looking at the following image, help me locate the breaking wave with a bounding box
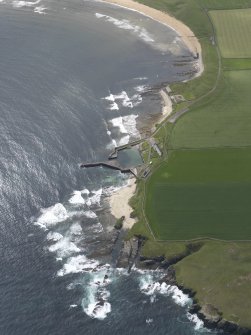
[139,273,192,307]
[34,5,47,14]
[186,312,205,331]
[95,12,154,43]
[107,114,139,147]
[12,0,41,8]
[103,90,142,111]
[35,203,69,230]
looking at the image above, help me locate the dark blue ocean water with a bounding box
[0,1,226,334]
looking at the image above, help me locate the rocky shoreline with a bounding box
[115,235,251,335]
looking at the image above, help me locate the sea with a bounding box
[0,0,227,334]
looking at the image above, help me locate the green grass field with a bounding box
[175,241,251,328]
[201,0,251,9]
[145,149,251,240]
[170,70,251,149]
[211,9,251,58]
[222,58,251,70]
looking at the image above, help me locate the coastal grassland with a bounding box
[140,240,187,259]
[170,70,251,149]
[174,241,251,328]
[200,0,251,9]
[145,149,251,240]
[210,9,251,58]
[222,58,251,71]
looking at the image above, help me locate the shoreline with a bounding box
[109,178,136,229]
[102,0,203,58]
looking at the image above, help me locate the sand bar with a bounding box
[109,178,136,229]
[102,0,202,56]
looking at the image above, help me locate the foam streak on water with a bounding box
[103,90,142,111]
[95,12,154,43]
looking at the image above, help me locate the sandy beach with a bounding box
[160,89,172,118]
[102,0,202,56]
[109,178,136,229]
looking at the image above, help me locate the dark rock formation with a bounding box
[137,242,203,270]
[116,236,145,271]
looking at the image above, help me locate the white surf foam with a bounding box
[95,12,105,19]
[110,114,139,136]
[86,188,102,207]
[146,318,153,324]
[69,304,78,309]
[134,85,148,93]
[114,91,133,108]
[110,102,119,111]
[103,184,125,196]
[111,138,117,147]
[173,36,181,44]
[109,114,139,146]
[69,191,85,205]
[95,13,154,43]
[57,255,103,276]
[83,299,111,320]
[69,222,82,236]
[134,77,148,81]
[103,93,119,110]
[186,312,204,331]
[110,116,127,134]
[12,0,40,8]
[81,188,90,195]
[168,285,192,306]
[118,135,130,146]
[81,269,112,320]
[91,222,103,234]
[35,203,68,229]
[46,231,63,242]
[106,138,118,149]
[122,114,139,137]
[139,274,192,307]
[104,93,115,102]
[49,236,80,258]
[34,5,46,14]
[103,90,142,111]
[83,210,97,219]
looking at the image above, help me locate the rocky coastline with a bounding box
[115,235,251,335]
